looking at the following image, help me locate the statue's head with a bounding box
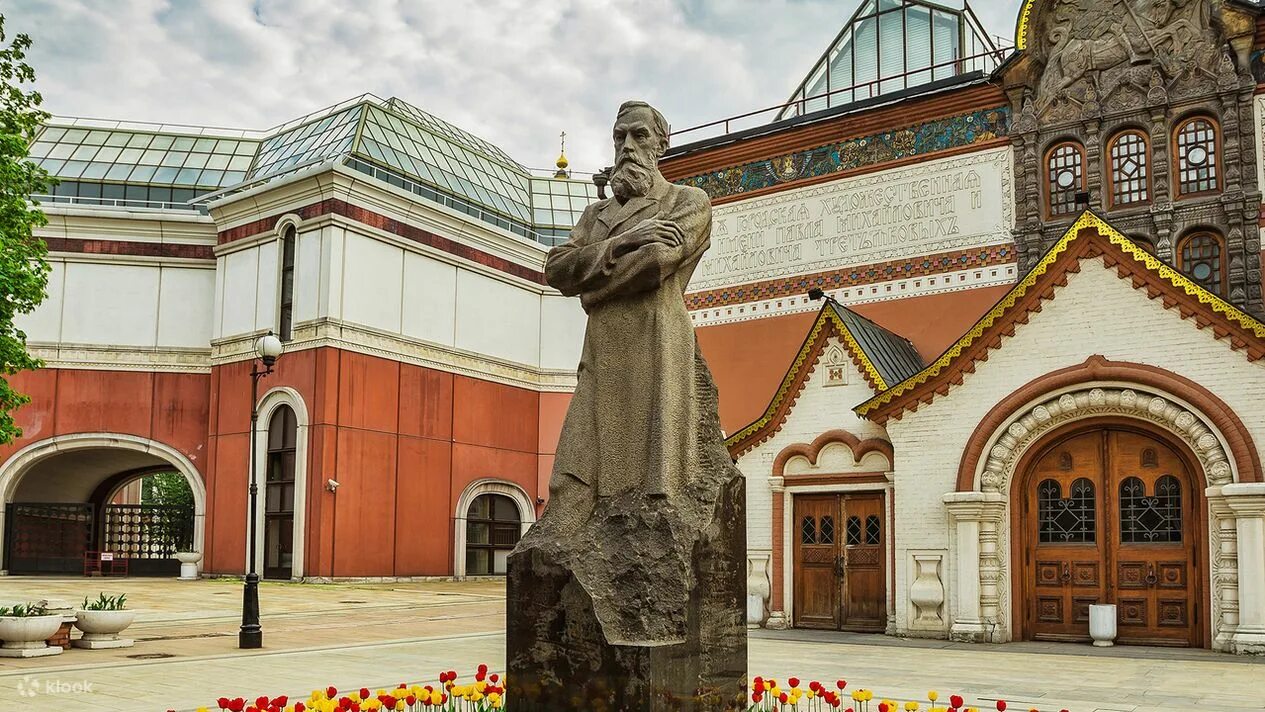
[611,101,668,201]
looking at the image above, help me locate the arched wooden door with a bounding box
[1018,426,1201,647]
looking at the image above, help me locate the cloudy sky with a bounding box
[8,0,1024,174]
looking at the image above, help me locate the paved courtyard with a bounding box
[0,577,1260,711]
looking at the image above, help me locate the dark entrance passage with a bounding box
[5,502,192,576]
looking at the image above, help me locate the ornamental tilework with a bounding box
[676,107,1010,201]
[685,243,1016,312]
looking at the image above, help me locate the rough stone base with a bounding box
[0,644,62,658]
[507,477,747,712]
[72,636,134,650]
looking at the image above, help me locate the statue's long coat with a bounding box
[545,178,712,498]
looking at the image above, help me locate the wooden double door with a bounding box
[1020,427,1201,646]
[793,493,886,631]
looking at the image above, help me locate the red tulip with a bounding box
[359,688,370,700]
[810,681,822,692]
[837,679,847,690]
[880,703,889,712]
[950,695,964,709]
[997,702,1007,712]
[228,699,245,712]
[326,687,338,699]
[789,677,800,688]
[490,673,500,683]
[294,705,305,712]
[752,691,763,703]
[780,693,790,704]
[217,698,231,710]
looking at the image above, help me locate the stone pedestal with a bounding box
[507,474,747,711]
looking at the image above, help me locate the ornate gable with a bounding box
[856,211,1265,424]
[725,304,921,458]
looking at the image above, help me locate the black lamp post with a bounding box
[240,331,283,649]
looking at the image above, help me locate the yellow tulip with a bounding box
[929,691,939,702]
[906,702,921,711]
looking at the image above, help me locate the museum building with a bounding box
[656,0,1265,654]
[3,0,1265,655]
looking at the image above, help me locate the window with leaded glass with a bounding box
[819,515,835,545]
[1178,232,1225,295]
[846,516,863,546]
[1109,131,1149,206]
[1175,118,1218,196]
[865,515,881,545]
[1120,476,1182,543]
[1046,142,1084,217]
[278,225,296,342]
[1038,478,1096,544]
[801,516,817,545]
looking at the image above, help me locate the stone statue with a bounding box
[506,101,747,711]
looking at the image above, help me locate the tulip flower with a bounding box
[997,702,1007,712]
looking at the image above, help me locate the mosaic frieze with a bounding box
[676,107,1010,201]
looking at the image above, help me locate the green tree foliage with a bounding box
[0,15,51,445]
[141,472,195,510]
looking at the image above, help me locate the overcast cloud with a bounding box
[8,0,1024,174]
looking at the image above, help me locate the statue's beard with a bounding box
[611,157,655,202]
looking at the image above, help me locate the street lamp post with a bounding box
[240,331,283,650]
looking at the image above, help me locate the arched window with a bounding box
[1108,131,1149,207]
[278,225,296,342]
[1120,476,1182,543]
[1177,232,1226,296]
[264,405,297,580]
[1038,478,1096,544]
[1174,118,1219,196]
[1046,142,1085,218]
[465,493,521,575]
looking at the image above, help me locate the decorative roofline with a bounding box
[855,212,1265,423]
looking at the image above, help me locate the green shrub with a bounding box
[0,602,48,617]
[81,593,127,611]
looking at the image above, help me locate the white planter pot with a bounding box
[1089,604,1117,647]
[0,614,64,657]
[175,551,203,580]
[73,609,136,649]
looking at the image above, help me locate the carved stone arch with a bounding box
[957,356,1260,492]
[273,213,303,239]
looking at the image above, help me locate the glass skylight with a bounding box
[29,125,257,189]
[777,0,1001,120]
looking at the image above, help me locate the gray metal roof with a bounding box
[830,302,924,388]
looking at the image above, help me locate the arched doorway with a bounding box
[0,433,207,576]
[464,493,521,576]
[263,405,297,580]
[452,479,536,578]
[1015,422,1203,646]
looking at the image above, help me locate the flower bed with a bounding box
[187,666,1071,712]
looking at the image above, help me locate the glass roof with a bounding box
[249,105,362,178]
[28,125,257,189]
[777,0,1001,121]
[31,94,601,245]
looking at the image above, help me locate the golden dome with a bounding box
[554,151,569,178]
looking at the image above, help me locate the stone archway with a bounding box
[944,367,1262,651]
[249,387,310,580]
[453,479,536,578]
[0,433,207,575]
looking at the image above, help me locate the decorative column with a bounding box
[943,492,1005,643]
[765,477,789,629]
[1207,489,1239,652]
[1224,483,1265,654]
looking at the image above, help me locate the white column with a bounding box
[1224,483,1265,654]
[944,492,1005,643]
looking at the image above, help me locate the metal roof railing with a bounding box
[668,47,1010,145]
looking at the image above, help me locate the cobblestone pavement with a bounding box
[0,577,1259,711]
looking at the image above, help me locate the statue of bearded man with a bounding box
[542,100,713,533]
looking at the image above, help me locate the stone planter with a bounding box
[0,615,65,657]
[73,610,136,649]
[175,551,203,581]
[1089,604,1117,647]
